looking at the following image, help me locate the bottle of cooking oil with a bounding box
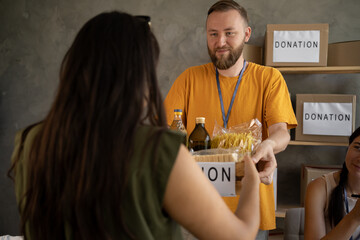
[170,109,187,146]
[188,117,211,152]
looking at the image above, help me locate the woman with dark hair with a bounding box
[9,11,260,240]
[305,127,360,239]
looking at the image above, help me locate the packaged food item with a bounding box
[211,118,262,155]
[170,109,187,146]
[192,148,244,177]
[192,119,262,179]
[188,117,211,152]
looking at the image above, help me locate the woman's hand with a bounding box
[349,198,360,225]
[242,154,260,187]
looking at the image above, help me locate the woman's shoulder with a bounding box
[134,126,186,174]
[308,175,327,192]
[306,171,340,201]
[12,123,43,157]
[321,171,341,188]
[137,125,185,150]
[330,170,341,185]
[305,176,328,210]
[307,174,330,201]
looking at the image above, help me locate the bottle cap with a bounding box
[195,117,205,124]
[174,109,183,115]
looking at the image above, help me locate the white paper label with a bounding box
[273,30,320,62]
[197,162,236,196]
[303,102,352,136]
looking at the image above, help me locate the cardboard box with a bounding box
[300,164,342,206]
[328,40,360,66]
[295,94,356,143]
[265,24,329,67]
[193,153,277,208]
[243,44,263,64]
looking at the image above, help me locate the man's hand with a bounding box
[251,139,277,185]
[251,122,290,185]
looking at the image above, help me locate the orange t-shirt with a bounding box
[164,62,297,230]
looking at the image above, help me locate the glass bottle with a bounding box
[188,117,211,152]
[170,109,187,146]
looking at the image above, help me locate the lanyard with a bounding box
[344,188,354,240]
[216,60,247,128]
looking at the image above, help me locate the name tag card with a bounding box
[197,162,236,197]
[303,102,352,136]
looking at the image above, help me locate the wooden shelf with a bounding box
[276,66,360,74]
[289,140,348,146]
[275,204,301,218]
[275,209,286,218]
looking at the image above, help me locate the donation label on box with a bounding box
[273,30,320,63]
[197,162,236,197]
[303,102,353,136]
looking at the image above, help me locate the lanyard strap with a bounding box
[344,188,354,240]
[216,60,247,128]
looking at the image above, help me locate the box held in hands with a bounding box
[265,24,329,67]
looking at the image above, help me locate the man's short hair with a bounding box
[207,0,249,26]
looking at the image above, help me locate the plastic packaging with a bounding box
[211,118,262,155]
[191,119,262,178]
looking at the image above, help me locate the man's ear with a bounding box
[245,26,251,43]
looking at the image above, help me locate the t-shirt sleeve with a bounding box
[264,68,298,129]
[164,70,189,128]
[11,124,42,208]
[11,129,27,206]
[155,130,186,205]
[11,130,23,165]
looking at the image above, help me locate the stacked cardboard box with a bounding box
[295,94,356,143]
[265,24,329,67]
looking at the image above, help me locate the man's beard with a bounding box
[208,41,244,70]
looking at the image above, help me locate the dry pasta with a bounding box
[211,132,256,154]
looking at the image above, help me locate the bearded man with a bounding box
[164,1,297,239]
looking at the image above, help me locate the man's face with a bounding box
[206,9,250,70]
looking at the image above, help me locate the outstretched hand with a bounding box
[251,139,277,185]
[242,155,260,187]
[350,198,360,222]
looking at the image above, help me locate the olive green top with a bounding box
[11,124,185,239]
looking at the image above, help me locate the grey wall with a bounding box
[1,0,360,235]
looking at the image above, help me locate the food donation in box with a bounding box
[192,119,262,195]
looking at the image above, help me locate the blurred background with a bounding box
[1,0,360,234]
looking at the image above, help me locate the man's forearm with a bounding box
[267,122,290,154]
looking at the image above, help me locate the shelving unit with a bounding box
[279,65,360,146]
[277,66,360,74]
[274,65,360,219]
[275,204,300,218]
[289,140,347,147]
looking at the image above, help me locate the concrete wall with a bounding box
[1,0,360,234]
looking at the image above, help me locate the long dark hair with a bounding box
[8,11,166,239]
[328,126,360,227]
